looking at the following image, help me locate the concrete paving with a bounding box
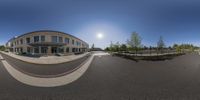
[0,51,90,64]
[0,52,200,99]
[0,52,109,87]
[1,53,90,76]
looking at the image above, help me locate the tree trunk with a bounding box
[135,47,137,56]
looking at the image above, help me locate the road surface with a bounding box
[0,52,200,100]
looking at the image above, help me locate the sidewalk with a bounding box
[1,52,108,87]
[0,51,90,64]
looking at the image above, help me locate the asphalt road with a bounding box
[1,53,200,100]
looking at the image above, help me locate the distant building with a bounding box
[6,30,89,56]
[90,48,103,51]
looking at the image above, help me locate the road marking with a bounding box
[1,53,109,87]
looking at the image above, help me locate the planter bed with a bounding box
[113,52,185,61]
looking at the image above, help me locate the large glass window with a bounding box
[26,38,30,44]
[20,39,23,44]
[20,48,23,53]
[72,48,76,52]
[76,41,78,46]
[41,36,45,42]
[76,41,81,46]
[34,36,39,43]
[65,38,69,44]
[51,47,58,53]
[27,47,31,53]
[41,47,48,53]
[59,37,63,43]
[52,36,58,43]
[66,47,69,52]
[34,47,39,53]
[59,47,64,53]
[72,39,75,45]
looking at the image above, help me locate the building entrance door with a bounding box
[41,46,48,54]
[51,47,58,54]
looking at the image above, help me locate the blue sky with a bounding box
[0,0,200,48]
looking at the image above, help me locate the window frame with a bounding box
[65,38,70,44]
[51,36,58,43]
[41,35,45,42]
[34,36,40,43]
[59,37,63,43]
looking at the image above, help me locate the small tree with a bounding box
[110,42,120,52]
[149,46,152,55]
[176,45,182,53]
[173,44,178,49]
[120,44,127,52]
[109,41,114,52]
[105,47,110,51]
[127,32,142,55]
[157,36,165,54]
[0,45,5,51]
[115,42,120,52]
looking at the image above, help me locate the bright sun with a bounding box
[97,33,104,39]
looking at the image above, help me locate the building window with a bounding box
[20,39,23,44]
[72,39,75,45]
[34,47,39,53]
[59,37,63,43]
[34,36,40,43]
[27,47,31,53]
[17,40,19,45]
[26,38,30,44]
[66,47,69,52]
[20,48,23,53]
[65,38,69,44]
[52,36,58,43]
[41,47,48,53]
[72,48,75,52]
[16,48,19,52]
[11,43,13,47]
[58,47,64,53]
[41,36,45,42]
[76,41,81,46]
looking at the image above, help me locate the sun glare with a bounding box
[97,33,104,39]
